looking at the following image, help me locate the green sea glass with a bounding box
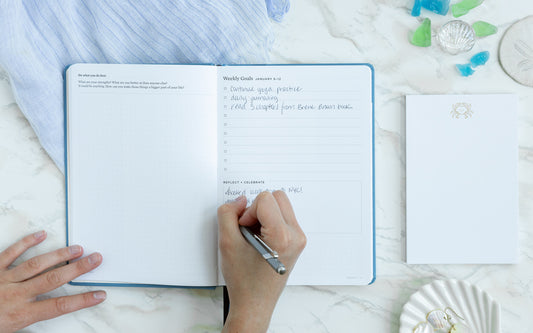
[472,21,497,37]
[410,18,432,47]
[451,0,483,17]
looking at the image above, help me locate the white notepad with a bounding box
[66,63,375,286]
[406,94,518,264]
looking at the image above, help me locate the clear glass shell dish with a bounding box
[437,20,475,54]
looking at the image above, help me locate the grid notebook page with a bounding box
[67,64,219,286]
[217,65,374,285]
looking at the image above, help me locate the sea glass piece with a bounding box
[456,63,475,76]
[422,0,450,15]
[437,20,475,54]
[411,0,422,16]
[470,51,490,67]
[451,0,483,18]
[411,0,450,16]
[410,18,432,47]
[472,21,498,37]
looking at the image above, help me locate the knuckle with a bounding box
[217,204,232,217]
[55,296,71,314]
[45,270,62,286]
[21,234,38,249]
[255,191,273,202]
[6,310,29,328]
[82,292,94,305]
[297,233,307,251]
[276,230,291,253]
[272,190,287,200]
[3,285,25,301]
[61,246,73,258]
[26,257,41,271]
[78,256,94,272]
[3,246,17,260]
[22,235,34,247]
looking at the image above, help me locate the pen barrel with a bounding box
[266,258,286,275]
[240,226,286,275]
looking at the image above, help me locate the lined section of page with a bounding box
[217,65,374,285]
[67,64,218,286]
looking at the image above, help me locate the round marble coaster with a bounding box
[499,15,533,87]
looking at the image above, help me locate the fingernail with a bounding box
[69,245,82,255]
[235,195,246,203]
[93,291,106,300]
[33,230,46,239]
[88,253,101,265]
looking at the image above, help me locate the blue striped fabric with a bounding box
[0,0,287,172]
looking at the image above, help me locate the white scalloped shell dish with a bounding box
[399,280,500,333]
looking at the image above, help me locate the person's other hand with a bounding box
[0,231,106,333]
[218,191,306,333]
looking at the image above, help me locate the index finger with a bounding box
[239,192,285,226]
[0,231,47,270]
[271,190,299,228]
[239,192,287,243]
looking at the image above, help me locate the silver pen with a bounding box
[239,226,286,275]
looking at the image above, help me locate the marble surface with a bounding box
[1,0,533,332]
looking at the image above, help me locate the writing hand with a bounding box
[218,191,306,333]
[0,231,106,333]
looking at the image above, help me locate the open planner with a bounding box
[65,63,375,287]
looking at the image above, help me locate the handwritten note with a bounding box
[221,75,357,116]
[217,65,372,235]
[217,65,374,285]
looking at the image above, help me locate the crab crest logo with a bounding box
[450,103,473,119]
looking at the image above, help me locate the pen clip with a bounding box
[252,233,279,259]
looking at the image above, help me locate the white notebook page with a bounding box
[67,64,218,286]
[217,65,374,285]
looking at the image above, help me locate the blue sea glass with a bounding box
[470,51,490,67]
[456,63,475,76]
[411,0,422,16]
[412,0,450,16]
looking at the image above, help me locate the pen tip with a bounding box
[278,266,286,275]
